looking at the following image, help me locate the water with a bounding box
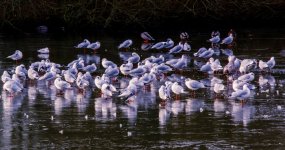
[0,31,285,149]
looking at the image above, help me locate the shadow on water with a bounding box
[0,30,285,149]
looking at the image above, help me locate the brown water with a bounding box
[0,31,285,149]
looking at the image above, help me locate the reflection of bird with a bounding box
[7,50,23,61]
[214,99,225,113]
[231,102,255,126]
[159,107,170,126]
[185,98,204,113]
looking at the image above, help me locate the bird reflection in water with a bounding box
[185,98,204,115]
[95,97,116,122]
[120,95,138,125]
[230,101,255,126]
[1,91,26,148]
[159,100,171,126]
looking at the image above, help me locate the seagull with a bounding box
[118,39,133,49]
[210,58,223,72]
[198,48,214,59]
[238,72,255,82]
[239,59,257,74]
[179,42,191,51]
[37,47,49,53]
[120,61,133,76]
[28,67,39,80]
[94,75,110,89]
[102,58,117,69]
[164,38,174,48]
[75,39,90,48]
[127,52,140,64]
[232,79,255,91]
[1,71,11,83]
[3,79,23,95]
[101,83,117,98]
[104,66,119,78]
[7,50,23,61]
[154,63,172,74]
[221,33,233,45]
[119,83,137,98]
[223,55,237,74]
[230,84,251,101]
[172,55,188,70]
[171,82,187,99]
[213,83,225,94]
[185,78,205,91]
[129,66,147,77]
[76,72,90,91]
[38,70,57,83]
[221,49,233,56]
[194,47,207,57]
[159,85,171,100]
[83,63,97,73]
[151,42,166,50]
[54,78,71,92]
[267,57,275,71]
[15,64,27,78]
[62,70,76,84]
[259,60,269,71]
[141,32,155,42]
[168,45,183,54]
[208,35,220,44]
[148,55,165,64]
[87,41,101,50]
[200,62,213,74]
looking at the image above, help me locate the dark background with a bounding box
[0,0,284,33]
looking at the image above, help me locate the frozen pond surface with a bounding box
[0,31,285,149]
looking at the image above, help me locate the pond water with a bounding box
[0,30,285,149]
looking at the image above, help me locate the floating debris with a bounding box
[59,130,63,134]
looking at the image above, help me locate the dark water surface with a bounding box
[0,31,285,149]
